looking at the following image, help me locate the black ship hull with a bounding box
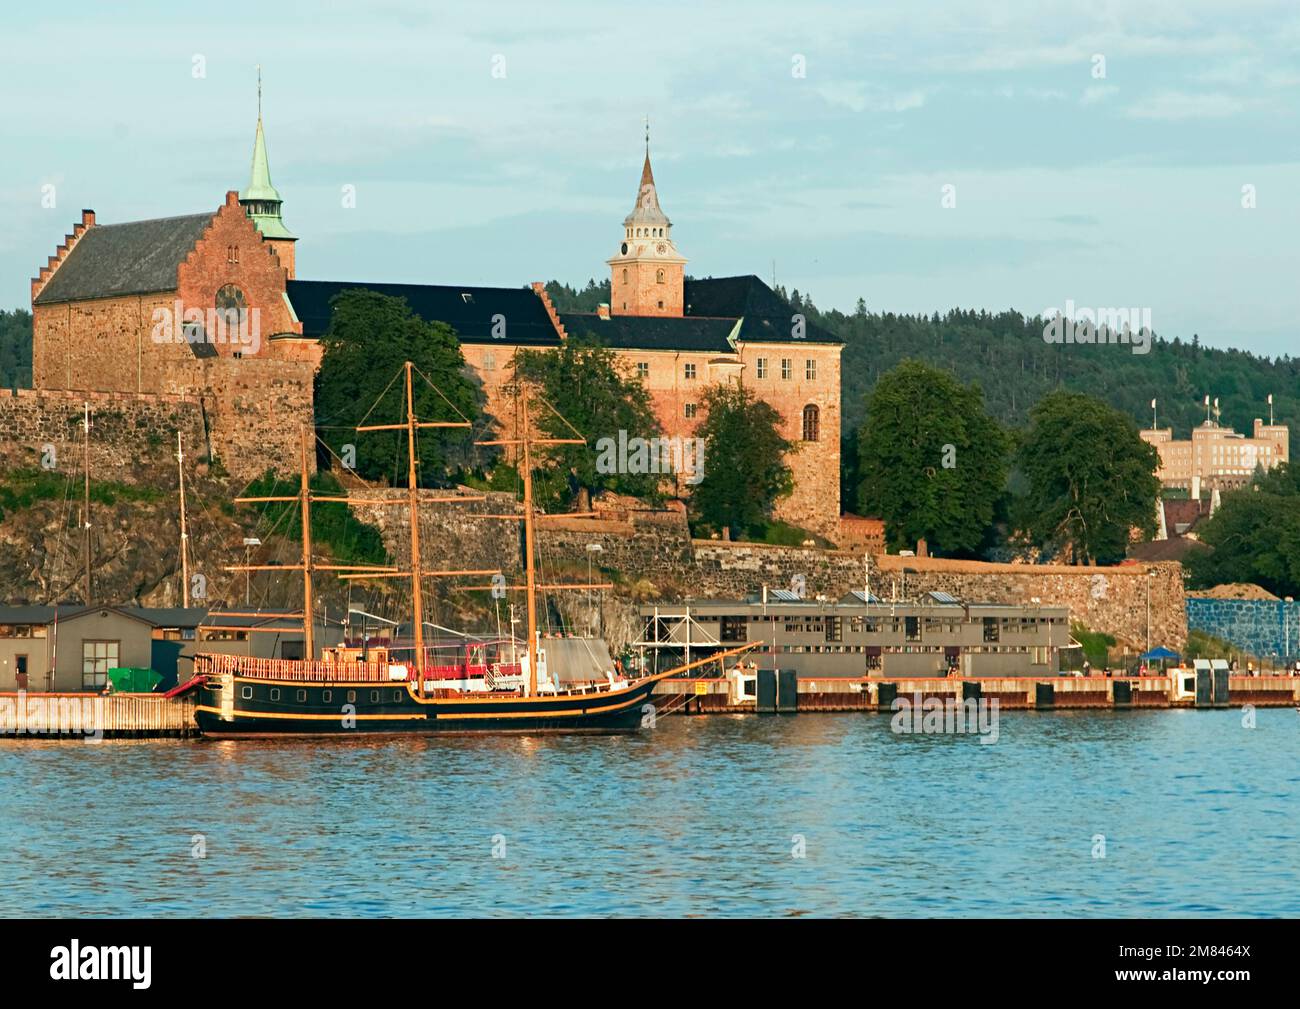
[194,673,662,738]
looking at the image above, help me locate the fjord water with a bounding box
[2,709,1296,917]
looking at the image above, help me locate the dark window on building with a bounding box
[825,616,842,642]
[802,404,820,442]
[983,617,1000,642]
[905,616,921,642]
[720,616,747,642]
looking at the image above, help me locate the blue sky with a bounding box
[2,0,1298,356]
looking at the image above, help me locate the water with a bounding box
[2,709,1297,917]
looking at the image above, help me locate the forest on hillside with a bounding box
[0,309,32,389]
[546,279,1300,445]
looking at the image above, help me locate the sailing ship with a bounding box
[189,362,755,736]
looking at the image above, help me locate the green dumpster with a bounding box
[107,667,163,694]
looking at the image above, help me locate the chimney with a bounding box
[81,209,95,227]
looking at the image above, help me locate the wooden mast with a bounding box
[178,431,190,608]
[521,393,539,695]
[299,426,315,660]
[82,401,91,604]
[404,362,426,693]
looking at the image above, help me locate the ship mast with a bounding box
[178,431,190,608]
[299,426,315,659]
[520,397,539,695]
[404,362,426,691]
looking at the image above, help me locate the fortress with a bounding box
[26,98,843,536]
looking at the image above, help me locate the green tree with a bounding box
[1185,462,1300,596]
[1015,390,1160,564]
[314,289,480,486]
[856,360,1009,555]
[691,382,793,537]
[514,333,660,509]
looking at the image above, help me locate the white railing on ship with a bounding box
[195,654,394,682]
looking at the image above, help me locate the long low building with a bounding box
[0,606,343,692]
[637,591,1074,678]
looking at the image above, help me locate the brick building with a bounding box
[1140,410,1289,493]
[30,106,843,535]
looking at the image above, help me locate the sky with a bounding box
[2,0,1298,357]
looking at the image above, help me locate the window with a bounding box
[370,690,380,703]
[756,357,768,379]
[806,359,817,381]
[983,618,1000,643]
[322,690,332,703]
[802,404,820,442]
[270,688,281,701]
[656,269,665,284]
[226,245,240,264]
[394,690,404,702]
[720,616,747,642]
[483,351,496,371]
[684,403,697,419]
[636,362,649,379]
[825,617,842,643]
[241,686,253,699]
[81,640,118,689]
[622,269,628,284]
[904,617,921,642]
[346,690,356,704]
[781,358,792,380]
[296,689,307,703]
[684,363,696,380]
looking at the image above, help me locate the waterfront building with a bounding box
[638,592,1072,678]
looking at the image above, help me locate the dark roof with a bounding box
[0,604,156,626]
[1162,498,1209,534]
[560,313,741,352]
[35,213,213,305]
[685,275,841,344]
[1127,537,1211,563]
[287,280,562,345]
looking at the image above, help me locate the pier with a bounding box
[2,673,1296,739]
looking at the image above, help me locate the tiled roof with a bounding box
[287,280,562,345]
[34,214,213,305]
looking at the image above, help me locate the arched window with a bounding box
[802,404,820,442]
[656,268,665,284]
[622,268,628,284]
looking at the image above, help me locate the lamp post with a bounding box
[1146,569,1157,656]
[586,542,604,637]
[242,537,261,605]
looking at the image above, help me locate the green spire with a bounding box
[239,67,295,241]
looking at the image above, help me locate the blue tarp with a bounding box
[1139,646,1180,661]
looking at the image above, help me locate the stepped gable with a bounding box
[33,212,214,305]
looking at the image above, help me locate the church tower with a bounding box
[239,70,297,278]
[608,129,686,317]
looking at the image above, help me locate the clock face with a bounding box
[657,242,667,254]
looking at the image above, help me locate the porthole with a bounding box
[270,688,281,701]
[322,690,332,703]
[241,686,252,700]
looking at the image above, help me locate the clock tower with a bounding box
[608,135,686,317]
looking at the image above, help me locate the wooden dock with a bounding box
[0,692,198,738]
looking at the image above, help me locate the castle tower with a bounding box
[239,70,297,278]
[607,129,686,317]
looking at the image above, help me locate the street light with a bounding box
[586,542,604,637]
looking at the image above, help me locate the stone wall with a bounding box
[1187,596,1300,661]
[0,387,207,477]
[350,497,1188,650]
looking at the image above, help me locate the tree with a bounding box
[1185,462,1300,597]
[514,333,660,510]
[856,360,1009,555]
[1015,390,1160,564]
[314,289,480,486]
[691,382,793,537]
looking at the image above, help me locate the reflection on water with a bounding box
[2,709,1297,917]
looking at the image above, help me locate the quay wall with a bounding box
[1187,597,1300,663]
